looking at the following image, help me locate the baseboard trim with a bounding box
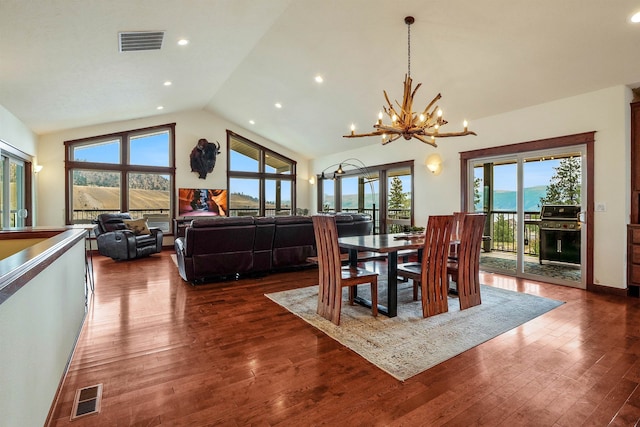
[588,283,628,297]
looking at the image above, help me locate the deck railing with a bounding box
[489,210,540,255]
[72,209,171,223]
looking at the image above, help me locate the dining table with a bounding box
[338,233,427,318]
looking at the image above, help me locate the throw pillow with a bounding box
[123,219,151,235]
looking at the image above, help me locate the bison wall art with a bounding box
[190,138,221,179]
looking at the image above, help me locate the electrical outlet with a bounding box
[595,202,606,212]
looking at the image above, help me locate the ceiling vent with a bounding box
[119,31,164,52]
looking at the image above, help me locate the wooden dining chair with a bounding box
[448,213,486,310]
[448,211,465,261]
[312,215,379,325]
[397,215,454,318]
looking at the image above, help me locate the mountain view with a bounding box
[488,186,548,212]
[229,193,291,209]
[72,171,170,210]
[325,187,547,212]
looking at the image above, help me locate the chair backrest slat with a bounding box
[312,215,344,322]
[419,215,454,317]
[456,214,486,309]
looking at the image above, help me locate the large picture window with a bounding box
[317,160,413,234]
[227,130,296,216]
[64,124,175,225]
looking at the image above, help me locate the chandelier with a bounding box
[343,16,476,147]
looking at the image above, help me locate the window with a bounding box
[317,160,413,234]
[65,124,175,225]
[0,143,32,228]
[227,131,296,216]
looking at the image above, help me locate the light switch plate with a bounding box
[595,202,606,212]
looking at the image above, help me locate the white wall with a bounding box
[36,109,311,227]
[310,85,632,290]
[0,104,37,155]
[0,238,86,427]
[0,104,39,224]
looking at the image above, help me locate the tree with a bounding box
[493,213,515,250]
[540,157,581,205]
[473,177,482,211]
[388,176,408,210]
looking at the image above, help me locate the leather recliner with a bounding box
[94,213,163,261]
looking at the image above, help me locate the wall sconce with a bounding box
[308,176,316,185]
[34,164,43,174]
[425,154,442,175]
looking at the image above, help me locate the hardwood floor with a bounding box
[48,251,640,426]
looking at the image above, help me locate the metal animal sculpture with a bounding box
[190,139,221,179]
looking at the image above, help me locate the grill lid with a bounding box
[541,204,581,220]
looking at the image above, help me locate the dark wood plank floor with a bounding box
[48,251,640,426]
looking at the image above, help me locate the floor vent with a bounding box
[119,31,164,52]
[70,384,102,420]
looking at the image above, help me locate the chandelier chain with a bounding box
[407,20,411,78]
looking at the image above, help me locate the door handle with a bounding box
[577,211,586,224]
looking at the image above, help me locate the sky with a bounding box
[76,135,565,200]
[478,159,561,191]
[73,132,170,167]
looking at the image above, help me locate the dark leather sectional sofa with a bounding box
[174,213,372,284]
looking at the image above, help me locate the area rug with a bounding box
[265,283,563,381]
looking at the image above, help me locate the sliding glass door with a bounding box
[469,147,585,287]
[473,158,518,276]
[0,154,27,228]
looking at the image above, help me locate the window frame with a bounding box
[64,123,176,225]
[317,160,414,234]
[226,130,296,216]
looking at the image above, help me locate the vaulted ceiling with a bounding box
[1,0,639,158]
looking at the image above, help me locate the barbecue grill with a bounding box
[539,204,581,265]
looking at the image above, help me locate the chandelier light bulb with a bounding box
[463,120,468,131]
[350,123,355,135]
[437,109,443,117]
[392,114,398,122]
[419,114,425,122]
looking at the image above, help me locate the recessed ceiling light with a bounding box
[177,39,189,46]
[157,106,164,110]
[249,120,255,125]
[163,81,172,86]
[632,12,640,23]
[315,75,324,83]
[274,103,282,109]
